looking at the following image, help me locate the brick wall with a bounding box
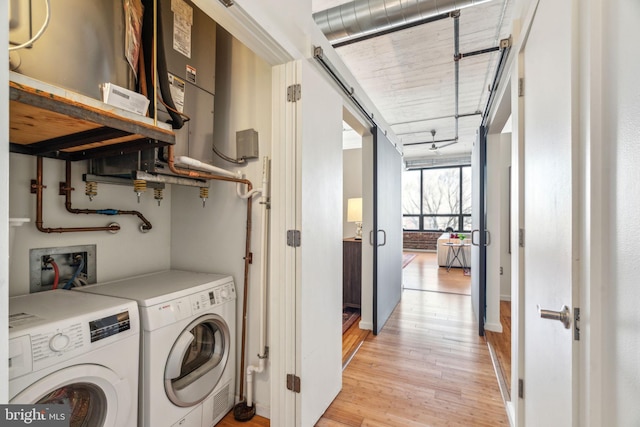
[403,231,443,251]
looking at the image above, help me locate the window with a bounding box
[402,165,471,232]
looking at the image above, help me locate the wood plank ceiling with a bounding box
[312,0,513,164]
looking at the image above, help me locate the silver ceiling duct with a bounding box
[313,0,494,44]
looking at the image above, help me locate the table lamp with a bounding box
[347,197,363,240]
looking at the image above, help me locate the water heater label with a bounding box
[168,74,186,113]
[172,0,193,58]
[186,65,197,84]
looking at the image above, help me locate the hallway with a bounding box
[316,253,508,426]
[220,252,508,426]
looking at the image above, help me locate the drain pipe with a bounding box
[454,11,460,143]
[244,157,270,414]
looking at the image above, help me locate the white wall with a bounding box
[170,27,273,417]
[8,155,172,296]
[343,148,362,238]
[601,0,640,424]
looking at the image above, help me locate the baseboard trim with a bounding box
[500,294,512,301]
[485,321,503,333]
[358,320,373,331]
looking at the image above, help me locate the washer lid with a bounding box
[164,314,230,407]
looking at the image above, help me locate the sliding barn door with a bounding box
[372,127,403,335]
[471,127,488,335]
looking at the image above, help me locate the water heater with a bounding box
[9,0,133,100]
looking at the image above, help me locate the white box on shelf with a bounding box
[101,83,150,116]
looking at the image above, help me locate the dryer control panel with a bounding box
[143,280,236,331]
[191,282,236,314]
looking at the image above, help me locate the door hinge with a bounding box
[287,230,301,247]
[287,84,301,102]
[518,78,524,97]
[519,228,525,247]
[574,307,581,341]
[518,378,524,399]
[286,374,301,393]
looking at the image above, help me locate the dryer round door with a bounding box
[164,313,230,407]
[11,364,131,427]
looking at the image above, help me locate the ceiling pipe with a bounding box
[313,0,495,45]
[391,111,481,127]
[453,11,460,143]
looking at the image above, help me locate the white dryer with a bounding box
[77,270,236,427]
[9,290,140,427]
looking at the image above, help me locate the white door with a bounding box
[522,0,579,424]
[471,129,487,335]
[296,60,343,426]
[272,59,343,426]
[372,126,403,334]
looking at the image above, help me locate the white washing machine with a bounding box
[9,290,140,427]
[77,270,236,427]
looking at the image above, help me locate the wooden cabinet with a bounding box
[343,238,362,309]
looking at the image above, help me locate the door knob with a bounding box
[537,305,571,329]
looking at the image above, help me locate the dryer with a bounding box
[77,270,236,427]
[9,290,140,427]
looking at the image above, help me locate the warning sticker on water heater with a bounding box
[171,0,193,58]
[168,73,185,113]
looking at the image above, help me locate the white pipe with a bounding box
[174,156,236,178]
[236,183,262,199]
[246,157,270,408]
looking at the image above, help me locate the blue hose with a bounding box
[63,256,85,290]
[96,209,119,215]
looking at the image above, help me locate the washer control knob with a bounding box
[220,288,229,301]
[49,333,70,352]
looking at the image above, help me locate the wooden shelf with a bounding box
[9,72,175,161]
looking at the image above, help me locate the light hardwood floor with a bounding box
[219,251,508,426]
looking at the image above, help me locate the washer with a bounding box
[77,270,236,427]
[9,290,140,427]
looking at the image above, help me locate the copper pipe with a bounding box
[167,145,254,401]
[63,161,152,231]
[33,157,121,233]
